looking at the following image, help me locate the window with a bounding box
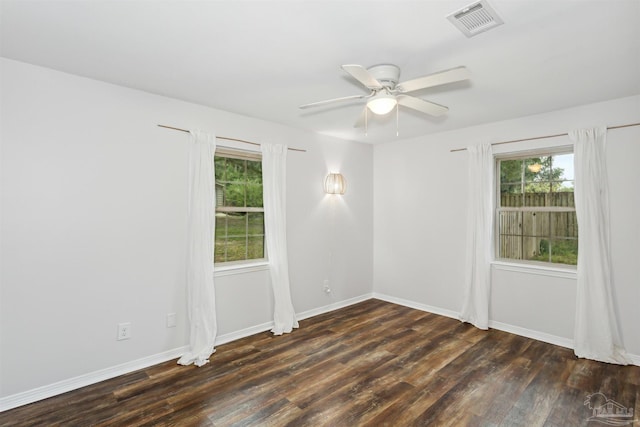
[214,148,265,264]
[496,150,577,266]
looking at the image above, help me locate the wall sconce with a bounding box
[324,173,346,195]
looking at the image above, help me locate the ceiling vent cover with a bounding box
[447,0,504,37]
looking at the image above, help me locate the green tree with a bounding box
[215,157,263,207]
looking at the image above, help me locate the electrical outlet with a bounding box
[167,313,177,328]
[117,322,131,340]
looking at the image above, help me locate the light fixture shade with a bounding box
[324,173,346,195]
[367,94,397,115]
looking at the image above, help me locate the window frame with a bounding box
[494,146,577,269]
[213,147,267,267]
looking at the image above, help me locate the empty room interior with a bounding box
[1,0,639,425]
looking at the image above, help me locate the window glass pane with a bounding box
[498,211,522,260]
[499,235,522,260]
[214,157,226,180]
[500,184,522,207]
[521,212,550,261]
[524,181,550,194]
[214,211,229,263]
[522,211,549,237]
[246,184,263,207]
[496,151,576,266]
[246,160,262,181]
[224,158,246,182]
[550,211,578,238]
[247,212,264,235]
[522,236,546,261]
[224,183,246,207]
[534,239,551,263]
[499,211,521,235]
[215,184,224,208]
[553,180,574,195]
[534,156,552,181]
[214,238,227,263]
[225,212,246,237]
[524,157,548,182]
[215,213,228,237]
[214,153,264,264]
[225,236,248,262]
[549,239,578,265]
[500,159,523,185]
[247,236,264,260]
[523,188,549,207]
[549,191,574,207]
[553,153,574,180]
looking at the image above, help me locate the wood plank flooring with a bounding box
[2,299,638,426]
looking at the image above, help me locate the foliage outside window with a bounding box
[497,150,577,266]
[214,148,265,264]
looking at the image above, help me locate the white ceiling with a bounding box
[2,0,639,144]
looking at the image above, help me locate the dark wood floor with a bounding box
[2,299,639,426]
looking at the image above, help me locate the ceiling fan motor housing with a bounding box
[367,64,400,89]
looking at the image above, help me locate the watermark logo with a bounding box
[585,392,636,426]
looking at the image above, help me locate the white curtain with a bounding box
[459,143,494,330]
[261,144,299,335]
[570,127,629,364]
[178,130,218,367]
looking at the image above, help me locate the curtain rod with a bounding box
[158,124,306,152]
[450,122,640,153]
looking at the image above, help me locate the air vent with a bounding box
[447,0,504,37]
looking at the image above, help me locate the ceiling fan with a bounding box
[300,64,471,127]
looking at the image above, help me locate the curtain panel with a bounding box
[261,144,299,335]
[459,143,494,330]
[570,126,629,365]
[178,130,218,367]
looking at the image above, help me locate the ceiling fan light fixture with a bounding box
[367,94,397,115]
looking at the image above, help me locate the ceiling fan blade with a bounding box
[341,64,383,90]
[397,95,449,116]
[396,66,470,93]
[299,94,366,109]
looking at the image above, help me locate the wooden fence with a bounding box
[499,192,577,262]
[500,191,574,207]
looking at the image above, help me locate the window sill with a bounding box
[214,261,270,277]
[491,260,577,280]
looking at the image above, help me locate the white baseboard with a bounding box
[0,346,188,412]
[215,322,275,345]
[215,293,374,344]
[374,291,574,349]
[296,293,374,321]
[0,293,374,413]
[488,320,574,349]
[372,292,460,319]
[4,292,636,412]
[373,292,640,367]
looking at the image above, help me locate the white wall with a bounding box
[0,58,373,401]
[374,95,640,358]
